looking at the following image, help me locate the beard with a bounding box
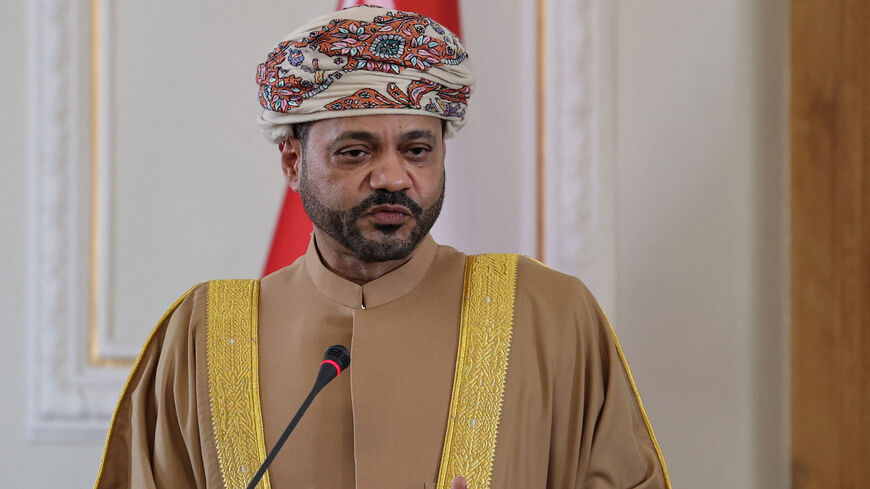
[299,170,444,262]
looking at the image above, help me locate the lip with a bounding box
[366,204,411,216]
[366,204,412,226]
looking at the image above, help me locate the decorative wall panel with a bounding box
[27,0,127,441]
[26,0,291,441]
[542,0,617,314]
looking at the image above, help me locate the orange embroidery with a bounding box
[295,10,467,73]
[256,8,471,116]
[324,79,469,118]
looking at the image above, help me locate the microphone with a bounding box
[245,345,351,489]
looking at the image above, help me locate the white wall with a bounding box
[614,1,790,488]
[1,0,789,487]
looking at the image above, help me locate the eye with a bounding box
[405,145,431,158]
[337,147,369,160]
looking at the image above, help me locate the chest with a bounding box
[255,282,464,489]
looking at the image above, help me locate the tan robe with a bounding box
[94,235,669,489]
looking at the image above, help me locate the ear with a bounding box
[279,138,304,192]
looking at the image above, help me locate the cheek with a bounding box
[306,168,368,208]
[302,156,338,195]
[413,167,445,203]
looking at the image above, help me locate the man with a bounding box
[94,6,670,489]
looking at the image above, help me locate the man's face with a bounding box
[286,114,446,262]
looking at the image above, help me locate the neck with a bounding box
[312,229,417,284]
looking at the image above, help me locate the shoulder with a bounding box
[509,255,612,353]
[113,282,212,405]
[434,242,467,260]
[514,255,598,312]
[260,255,307,294]
[149,281,210,360]
[156,278,260,354]
[457,252,596,312]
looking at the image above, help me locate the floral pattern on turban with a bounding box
[256,5,475,142]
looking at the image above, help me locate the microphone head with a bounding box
[323,345,351,372]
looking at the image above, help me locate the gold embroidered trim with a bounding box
[206,280,272,489]
[93,284,200,489]
[604,313,672,489]
[437,254,518,489]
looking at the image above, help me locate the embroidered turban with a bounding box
[256,5,475,142]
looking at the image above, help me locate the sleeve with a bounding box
[559,284,671,489]
[93,283,209,489]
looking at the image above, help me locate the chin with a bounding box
[351,233,418,262]
[371,224,404,236]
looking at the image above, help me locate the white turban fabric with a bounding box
[256,5,475,142]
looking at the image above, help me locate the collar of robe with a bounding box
[303,233,439,310]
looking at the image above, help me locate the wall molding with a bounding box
[27,0,128,442]
[542,0,617,315]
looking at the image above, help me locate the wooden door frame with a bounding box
[790,0,870,487]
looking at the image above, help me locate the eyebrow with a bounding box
[401,129,436,142]
[332,129,437,144]
[334,131,378,143]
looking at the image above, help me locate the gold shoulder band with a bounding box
[206,279,272,489]
[437,254,519,489]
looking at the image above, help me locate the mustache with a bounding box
[350,190,423,218]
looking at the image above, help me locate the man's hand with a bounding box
[451,476,467,489]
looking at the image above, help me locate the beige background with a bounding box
[1,0,789,487]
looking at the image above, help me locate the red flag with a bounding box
[337,0,462,35]
[262,0,462,275]
[262,188,313,275]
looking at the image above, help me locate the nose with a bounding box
[369,151,412,192]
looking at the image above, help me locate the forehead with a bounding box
[308,114,443,141]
